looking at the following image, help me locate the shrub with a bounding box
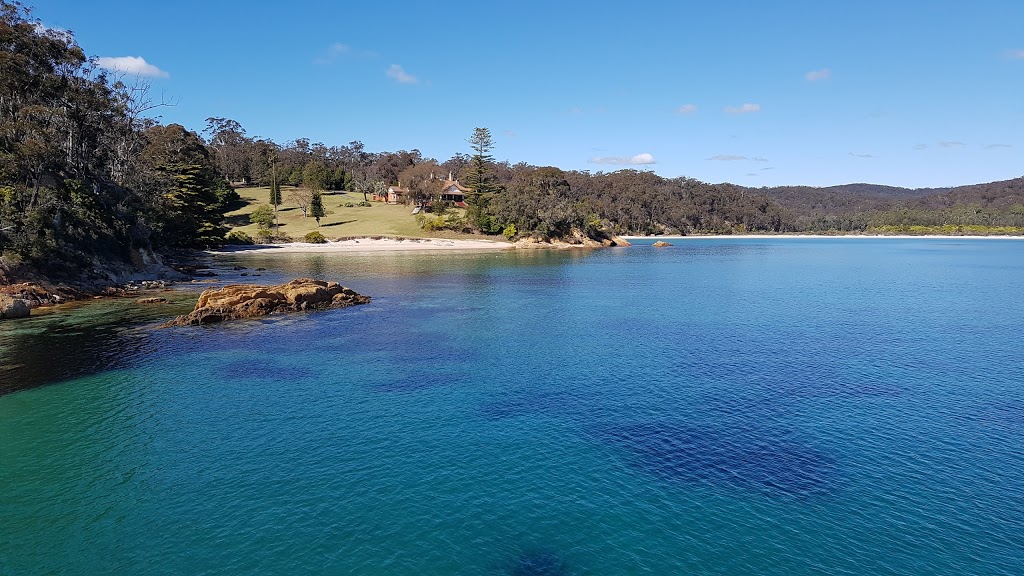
[344,202,355,208]
[475,213,502,234]
[249,205,274,230]
[304,231,327,244]
[503,223,517,240]
[444,213,466,232]
[357,201,372,207]
[416,213,467,232]
[224,230,254,245]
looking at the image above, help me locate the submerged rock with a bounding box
[0,295,31,319]
[136,297,168,304]
[162,278,369,327]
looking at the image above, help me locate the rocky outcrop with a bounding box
[513,228,631,249]
[0,294,31,319]
[652,240,673,247]
[0,282,84,307]
[162,278,370,327]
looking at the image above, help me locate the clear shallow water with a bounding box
[1,239,1023,575]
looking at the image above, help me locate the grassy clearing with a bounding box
[225,186,489,241]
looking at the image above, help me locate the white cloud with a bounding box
[675,104,697,115]
[725,103,761,114]
[805,68,831,82]
[1006,49,1024,59]
[386,64,417,84]
[938,141,965,148]
[984,143,1012,149]
[914,143,928,150]
[95,56,169,78]
[315,42,351,64]
[589,153,656,165]
[849,152,875,158]
[707,154,768,162]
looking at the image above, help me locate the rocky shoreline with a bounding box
[0,233,630,320]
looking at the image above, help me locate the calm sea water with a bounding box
[2,238,1023,575]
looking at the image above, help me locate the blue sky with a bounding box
[37,0,1023,188]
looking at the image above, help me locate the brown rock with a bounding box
[0,294,31,319]
[161,278,370,327]
[652,240,673,247]
[136,297,168,304]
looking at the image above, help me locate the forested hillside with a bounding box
[757,178,1024,232]
[0,2,236,282]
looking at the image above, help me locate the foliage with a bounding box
[398,162,442,206]
[867,224,1024,236]
[309,191,325,225]
[357,201,372,207]
[224,230,254,244]
[303,231,327,243]
[463,128,501,232]
[139,124,234,248]
[503,223,517,240]
[0,4,240,279]
[302,161,330,193]
[415,212,466,232]
[249,205,275,230]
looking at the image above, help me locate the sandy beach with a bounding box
[213,237,514,254]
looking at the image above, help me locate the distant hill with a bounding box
[906,177,1024,210]
[753,177,1024,214]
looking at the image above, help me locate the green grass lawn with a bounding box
[225,186,491,241]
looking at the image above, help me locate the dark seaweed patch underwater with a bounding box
[507,549,573,576]
[598,421,838,497]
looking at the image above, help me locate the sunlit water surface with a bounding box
[2,238,1023,575]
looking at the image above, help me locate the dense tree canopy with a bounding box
[0,2,237,279]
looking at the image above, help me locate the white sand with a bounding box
[621,234,1024,240]
[213,237,514,254]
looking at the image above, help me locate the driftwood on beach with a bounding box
[161,278,369,327]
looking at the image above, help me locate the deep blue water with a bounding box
[1,238,1023,574]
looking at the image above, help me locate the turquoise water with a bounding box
[2,239,1023,575]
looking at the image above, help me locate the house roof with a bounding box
[440,179,469,193]
[388,186,409,193]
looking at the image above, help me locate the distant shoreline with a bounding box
[621,234,1024,240]
[208,234,1024,257]
[211,237,513,254]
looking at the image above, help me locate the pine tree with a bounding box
[310,191,325,226]
[464,128,501,233]
[269,157,282,232]
[464,128,495,197]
